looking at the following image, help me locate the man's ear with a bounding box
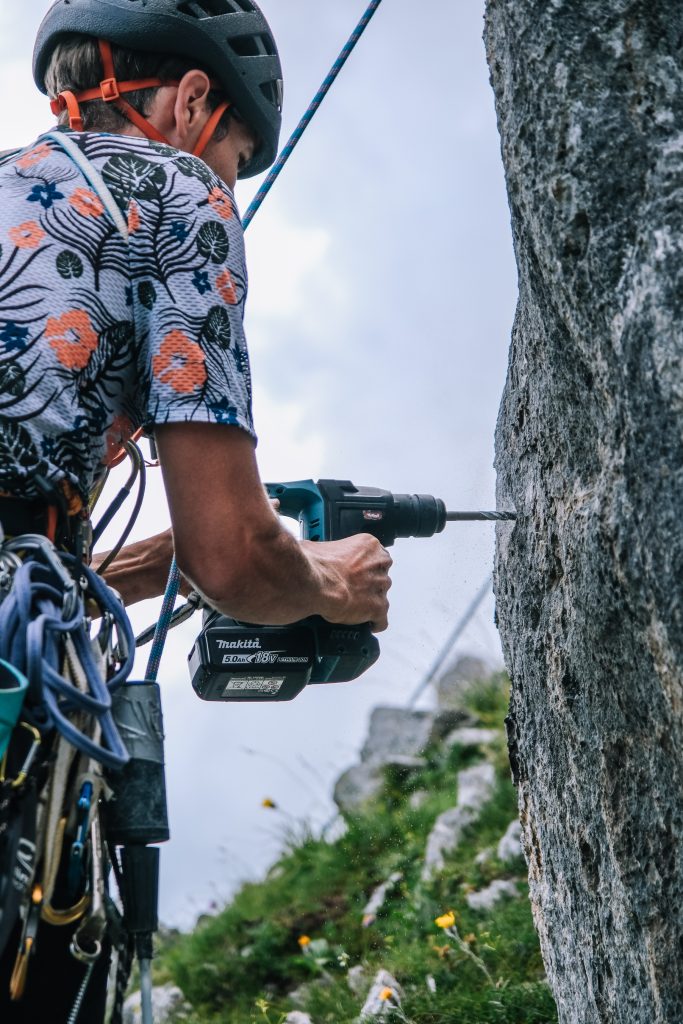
[173,70,213,140]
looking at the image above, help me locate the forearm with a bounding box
[92,531,175,606]
[182,523,342,625]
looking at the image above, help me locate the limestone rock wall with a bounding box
[485,2,683,1021]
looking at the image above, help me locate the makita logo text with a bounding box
[216,639,262,650]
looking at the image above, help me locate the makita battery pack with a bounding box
[189,616,317,702]
[188,612,381,702]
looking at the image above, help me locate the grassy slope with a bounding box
[158,676,558,1024]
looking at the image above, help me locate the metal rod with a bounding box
[243,0,385,229]
[140,958,154,1024]
[446,511,517,522]
[407,575,493,708]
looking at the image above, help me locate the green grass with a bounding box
[157,675,557,1024]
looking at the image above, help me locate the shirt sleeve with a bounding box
[126,153,256,440]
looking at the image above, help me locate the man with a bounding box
[0,1,392,1019]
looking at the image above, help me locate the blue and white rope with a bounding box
[243,0,385,229]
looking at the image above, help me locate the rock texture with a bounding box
[485,2,683,1021]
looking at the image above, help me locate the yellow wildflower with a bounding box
[434,910,456,929]
[261,797,277,809]
[297,935,311,948]
[379,987,394,1002]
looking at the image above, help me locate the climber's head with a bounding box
[32,0,283,182]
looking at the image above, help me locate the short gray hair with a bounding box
[44,34,232,137]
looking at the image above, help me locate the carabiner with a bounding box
[0,722,42,789]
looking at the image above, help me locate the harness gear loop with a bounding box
[50,39,231,157]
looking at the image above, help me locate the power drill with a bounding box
[188,480,514,703]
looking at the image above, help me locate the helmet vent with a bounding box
[177,0,248,17]
[261,79,283,112]
[228,33,276,58]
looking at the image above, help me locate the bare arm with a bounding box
[153,422,392,629]
[92,530,183,606]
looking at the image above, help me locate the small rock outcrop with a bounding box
[497,818,523,864]
[444,727,501,750]
[358,969,403,1021]
[284,1014,313,1024]
[466,879,519,911]
[334,757,425,815]
[436,655,489,710]
[421,763,496,880]
[362,871,403,927]
[123,985,189,1024]
[360,707,468,764]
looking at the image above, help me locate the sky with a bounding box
[1,0,518,927]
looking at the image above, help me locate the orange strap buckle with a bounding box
[99,77,120,102]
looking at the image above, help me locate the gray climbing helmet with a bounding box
[33,0,283,177]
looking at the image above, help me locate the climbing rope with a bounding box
[243,0,385,229]
[144,0,387,674]
[0,535,135,769]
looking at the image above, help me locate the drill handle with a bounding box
[265,480,326,541]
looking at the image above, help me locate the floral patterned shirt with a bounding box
[0,129,254,501]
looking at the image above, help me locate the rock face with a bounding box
[485,2,683,1021]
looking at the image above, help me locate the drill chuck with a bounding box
[392,493,447,539]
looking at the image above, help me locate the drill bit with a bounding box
[445,511,517,522]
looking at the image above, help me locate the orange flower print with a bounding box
[69,188,105,218]
[207,187,233,221]
[46,309,98,370]
[8,221,46,250]
[128,201,141,234]
[16,143,52,169]
[152,330,207,393]
[104,414,135,466]
[216,269,238,305]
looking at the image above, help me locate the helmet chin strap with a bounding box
[49,39,230,159]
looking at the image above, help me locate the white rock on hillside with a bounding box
[285,1014,314,1024]
[436,655,490,709]
[347,964,367,996]
[360,707,469,764]
[445,727,501,750]
[123,985,189,1024]
[421,763,496,881]
[497,818,524,863]
[362,871,403,926]
[466,879,519,911]
[358,969,404,1020]
[334,757,425,815]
